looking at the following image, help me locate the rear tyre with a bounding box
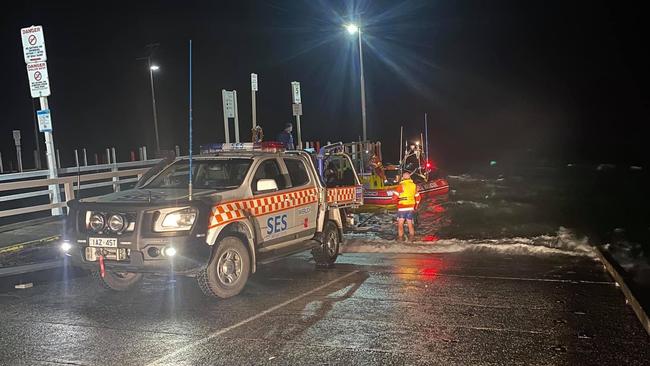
[92,269,143,291]
[312,221,340,267]
[197,236,251,299]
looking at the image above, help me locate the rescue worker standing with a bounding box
[393,171,420,241]
[276,123,295,150]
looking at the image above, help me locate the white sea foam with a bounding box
[453,200,489,209]
[447,174,483,182]
[342,227,595,258]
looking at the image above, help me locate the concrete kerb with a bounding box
[596,246,650,336]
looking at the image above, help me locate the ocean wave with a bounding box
[342,227,595,257]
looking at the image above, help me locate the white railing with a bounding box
[0,159,161,219]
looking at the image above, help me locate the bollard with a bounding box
[74,149,79,167]
[175,145,180,157]
[138,147,143,160]
[142,146,148,160]
[13,130,23,172]
[130,151,136,161]
[94,153,99,165]
[105,148,111,165]
[83,148,88,166]
[56,149,61,169]
[111,147,119,192]
[0,151,4,173]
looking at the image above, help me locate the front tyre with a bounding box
[92,270,142,291]
[197,236,251,299]
[312,221,340,267]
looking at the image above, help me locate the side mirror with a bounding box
[256,178,278,193]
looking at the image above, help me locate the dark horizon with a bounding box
[1,0,648,171]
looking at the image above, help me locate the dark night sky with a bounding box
[1,0,648,170]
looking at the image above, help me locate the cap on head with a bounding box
[285,122,293,129]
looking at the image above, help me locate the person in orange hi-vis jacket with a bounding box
[392,171,421,241]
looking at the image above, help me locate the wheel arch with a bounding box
[210,221,257,273]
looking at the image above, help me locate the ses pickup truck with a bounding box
[64,142,363,299]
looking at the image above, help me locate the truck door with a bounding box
[249,158,295,247]
[324,153,364,208]
[282,157,319,238]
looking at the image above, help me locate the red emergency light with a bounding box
[425,161,438,171]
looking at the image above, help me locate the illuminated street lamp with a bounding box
[345,23,367,141]
[137,44,161,153]
[345,24,359,34]
[148,61,160,153]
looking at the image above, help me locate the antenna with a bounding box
[424,113,429,164]
[399,125,403,176]
[75,149,82,199]
[188,39,193,201]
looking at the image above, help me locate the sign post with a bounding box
[222,90,233,143]
[233,90,240,143]
[12,130,23,172]
[251,73,258,132]
[32,99,42,170]
[291,81,302,149]
[21,25,61,215]
[222,89,238,143]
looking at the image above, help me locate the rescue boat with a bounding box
[361,165,449,210]
[341,141,449,211]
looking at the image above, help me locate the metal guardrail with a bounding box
[0,159,164,278]
[0,159,162,183]
[0,159,161,219]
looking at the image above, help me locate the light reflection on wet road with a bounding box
[1,251,648,365]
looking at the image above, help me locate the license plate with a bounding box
[88,237,118,247]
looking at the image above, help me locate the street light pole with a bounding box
[346,23,368,141]
[357,29,367,142]
[147,58,161,153]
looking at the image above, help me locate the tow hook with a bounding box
[98,255,105,278]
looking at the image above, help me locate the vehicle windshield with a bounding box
[143,159,252,190]
[385,168,401,184]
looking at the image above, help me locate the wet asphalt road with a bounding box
[1,251,649,366]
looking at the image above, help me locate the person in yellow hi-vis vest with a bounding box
[392,171,421,241]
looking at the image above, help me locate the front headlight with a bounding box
[108,214,127,233]
[154,207,197,232]
[88,213,105,232]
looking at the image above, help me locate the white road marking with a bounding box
[146,270,361,366]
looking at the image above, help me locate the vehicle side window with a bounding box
[340,157,357,186]
[324,156,357,187]
[283,158,310,187]
[251,159,287,192]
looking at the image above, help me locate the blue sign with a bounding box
[36,109,52,132]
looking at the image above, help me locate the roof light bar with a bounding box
[200,141,285,154]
